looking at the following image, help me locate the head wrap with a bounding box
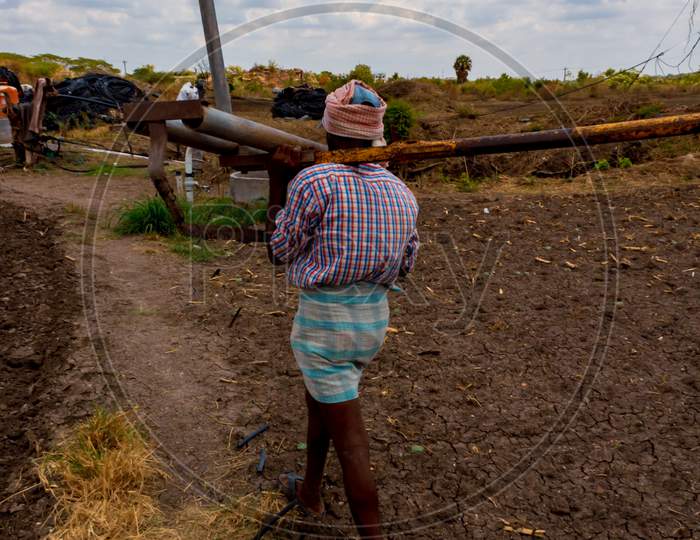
[322,80,387,140]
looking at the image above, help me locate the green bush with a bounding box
[384,100,416,143]
[131,64,175,85]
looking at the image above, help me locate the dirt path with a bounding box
[0,169,698,539]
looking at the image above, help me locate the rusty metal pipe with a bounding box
[164,120,240,154]
[184,106,327,153]
[314,113,700,165]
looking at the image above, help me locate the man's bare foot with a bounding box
[278,473,324,515]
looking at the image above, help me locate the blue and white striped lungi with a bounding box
[291,282,390,404]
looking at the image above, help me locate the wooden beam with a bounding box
[147,122,187,234]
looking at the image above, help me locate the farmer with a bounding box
[267,80,419,538]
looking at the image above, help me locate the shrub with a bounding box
[577,70,591,83]
[131,64,175,85]
[635,103,664,119]
[456,105,477,119]
[618,157,633,169]
[384,99,416,143]
[456,173,479,192]
[594,159,611,171]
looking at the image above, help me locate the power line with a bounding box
[477,51,668,119]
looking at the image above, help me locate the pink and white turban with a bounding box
[322,80,387,141]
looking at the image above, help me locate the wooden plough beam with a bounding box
[124,101,700,242]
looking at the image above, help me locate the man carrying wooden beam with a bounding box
[267,80,420,538]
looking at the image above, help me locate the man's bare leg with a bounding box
[298,391,329,513]
[319,398,382,538]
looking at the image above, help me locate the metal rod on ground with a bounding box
[236,424,270,449]
[198,0,232,114]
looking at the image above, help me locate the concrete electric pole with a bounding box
[198,0,233,113]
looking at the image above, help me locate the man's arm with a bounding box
[266,145,320,266]
[266,145,304,265]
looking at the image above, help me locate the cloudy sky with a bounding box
[2,0,699,79]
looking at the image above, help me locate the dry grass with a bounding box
[174,492,291,540]
[37,410,291,540]
[38,409,176,539]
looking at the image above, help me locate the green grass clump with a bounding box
[594,159,611,171]
[617,157,633,169]
[115,197,176,236]
[184,197,266,229]
[115,196,267,246]
[168,236,222,263]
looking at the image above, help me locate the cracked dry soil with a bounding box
[0,178,698,539]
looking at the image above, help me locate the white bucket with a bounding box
[230,170,270,204]
[0,118,11,145]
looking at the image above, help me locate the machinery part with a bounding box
[0,85,20,118]
[0,86,17,144]
[147,122,187,234]
[183,106,326,152]
[198,0,232,114]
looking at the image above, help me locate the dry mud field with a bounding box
[0,164,698,539]
[1,86,699,540]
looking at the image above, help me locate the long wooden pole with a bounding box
[218,112,700,171]
[313,112,700,165]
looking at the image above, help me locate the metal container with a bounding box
[0,118,11,145]
[230,170,269,204]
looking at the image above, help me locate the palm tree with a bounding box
[453,55,473,83]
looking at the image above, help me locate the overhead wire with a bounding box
[475,51,669,119]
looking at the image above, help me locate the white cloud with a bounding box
[3,0,698,78]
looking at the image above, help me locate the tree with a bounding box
[576,70,591,83]
[453,55,473,83]
[348,64,374,85]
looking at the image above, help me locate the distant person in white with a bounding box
[177,82,203,201]
[177,81,200,102]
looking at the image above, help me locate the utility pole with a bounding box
[198,0,232,113]
[122,60,128,77]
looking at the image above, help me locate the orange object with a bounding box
[0,85,20,118]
